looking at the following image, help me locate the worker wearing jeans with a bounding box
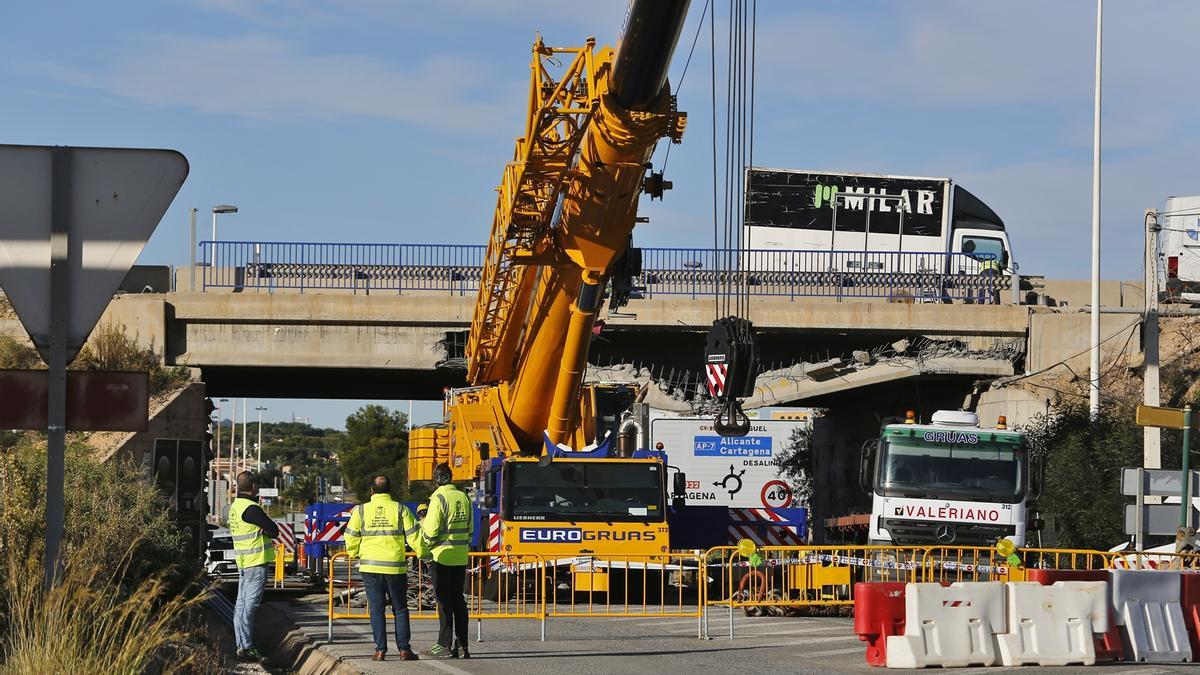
[421,463,474,659]
[345,475,424,662]
[229,472,279,664]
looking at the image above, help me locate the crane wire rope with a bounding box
[713,0,756,320]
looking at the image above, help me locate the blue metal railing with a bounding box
[198,241,1006,302]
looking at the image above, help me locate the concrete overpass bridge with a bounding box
[0,286,1137,416]
[0,239,1144,415]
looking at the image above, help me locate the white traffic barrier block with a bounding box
[996,581,1108,666]
[885,582,1004,668]
[1110,569,1192,663]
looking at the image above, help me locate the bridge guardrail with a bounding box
[198,241,1009,303]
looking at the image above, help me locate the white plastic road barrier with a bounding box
[885,582,1005,668]
[1110,569,1193,663]
[996,581,1108,666]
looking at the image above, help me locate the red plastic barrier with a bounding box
[853,582,906,666]
[1026,569,1122,662]
[1181,572,1200,658]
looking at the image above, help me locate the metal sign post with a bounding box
[1183,406,1193,531]
[45,148,70,588]
[0,144,188,589]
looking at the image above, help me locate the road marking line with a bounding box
[634,618,711,627]
[422,659,474,675]
[776,634,861,647]
[678,624,845,637]
[797,646,865,658]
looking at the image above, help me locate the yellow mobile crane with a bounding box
[410,1,691,561]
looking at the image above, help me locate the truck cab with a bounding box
[859,410,1041,547]
[479,454,672,558]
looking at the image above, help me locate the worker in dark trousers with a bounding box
[420,463,474,659]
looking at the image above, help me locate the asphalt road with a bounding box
[276,597,1195,674]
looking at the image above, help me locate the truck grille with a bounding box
[881,518,1015,546]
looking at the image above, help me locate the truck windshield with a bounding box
[504,461,664,523]
[877,432,1025,503]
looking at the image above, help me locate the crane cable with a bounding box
[712,0,756,320]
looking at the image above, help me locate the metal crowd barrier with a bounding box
[544,553,706,638]
[326,551,547,643]
[197,241,1009,303]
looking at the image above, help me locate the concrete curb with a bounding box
[256,599,361,675]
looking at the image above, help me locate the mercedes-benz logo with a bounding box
[936,524,956,544]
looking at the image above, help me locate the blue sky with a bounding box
[4,1,1198,428]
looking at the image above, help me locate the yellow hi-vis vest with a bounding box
[344,494,422,574]
[422,484,473,566]
[979,258,1003,273]
[229,497,275,568]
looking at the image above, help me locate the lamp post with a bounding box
[188,208,198,291]
[1088,0,1103,419]
[256,406,267,471]
[211,204,238,270]
[215,398,229,517]
[242,398,249,475]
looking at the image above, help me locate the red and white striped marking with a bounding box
[487,514,501,552]
[706,363,728,397]
[1112,557,1159,570]
[274,522,296,554]
[728,508,805,546]
[941,600,972,607]
[314,521,346,543]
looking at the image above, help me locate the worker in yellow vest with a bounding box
[344,475,424,662]
[420,463,474,659]
[228,471,279,664]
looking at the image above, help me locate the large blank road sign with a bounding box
[1125,504,1199,536]
[0,145,188,363]
[1121,467,1200,497]
[0,370,149,431]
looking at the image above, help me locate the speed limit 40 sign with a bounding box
[761,480,792,508]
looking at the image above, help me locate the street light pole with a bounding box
[210,204,238,270]
[256,406,267,470]
[242,398,249,474]
[1088,0,1104,419]
[188,207,197,291]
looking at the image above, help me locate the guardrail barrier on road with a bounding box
[197,241,1010,303]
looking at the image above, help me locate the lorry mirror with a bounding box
[858,440,876,494]
[476,442,490,462]
[484,495,497,509]
[1029,453,1045,502]
[673,471,687,498]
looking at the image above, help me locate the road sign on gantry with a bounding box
[0,145,189,363]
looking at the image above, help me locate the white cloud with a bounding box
[32,34,519,133]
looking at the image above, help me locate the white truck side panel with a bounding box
[1164,196,1200,297]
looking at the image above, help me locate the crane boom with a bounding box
[464,0,689,453]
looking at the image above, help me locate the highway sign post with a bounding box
[0,145,188,588]
[1135,404,1196,545]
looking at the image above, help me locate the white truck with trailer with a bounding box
[858,410,1042,547]
[1160,195,1200,303]
[743,168,1017,281]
